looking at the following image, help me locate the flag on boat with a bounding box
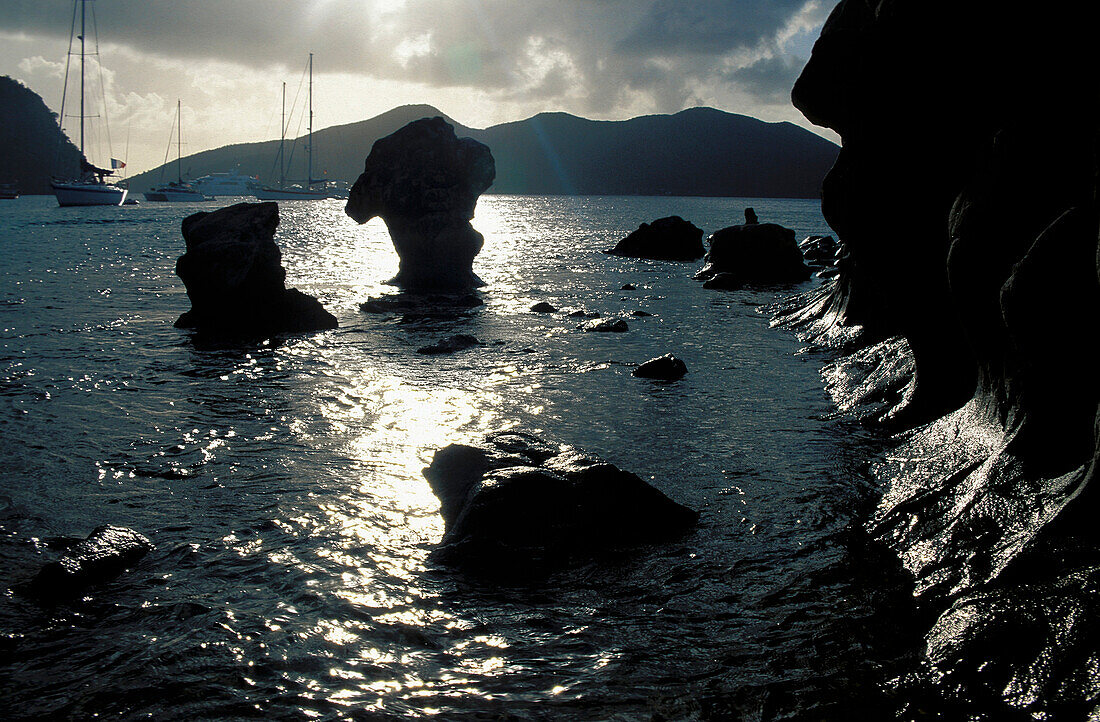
[111,159,126,169]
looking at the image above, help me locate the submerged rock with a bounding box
[694,223,810,286]
[605,216,706,261]
[422,431,698,568]
[417,334,482,355]
[633,354,687,380]
[32,525,152,597]
[174,202,337,335]
[344,117,495,291]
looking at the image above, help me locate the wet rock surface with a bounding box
[605,215,705,261]
[694,222,810,287]
[174,202,337,335]
[31,525,152,597]
[633,354,687,380]
[781,0,1100,716]
[344,117,495,291]
[422,431,698,569]
[580,318,628,333]
[417,334,482,355]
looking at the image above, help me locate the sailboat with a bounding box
[256,53,330,201]
[51,0,128,207]
[143,100,211,202]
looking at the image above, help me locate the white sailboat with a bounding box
[51,0,128,207]
[256,53,330,201]
[144,99,211,202]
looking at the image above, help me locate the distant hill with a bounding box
[127,104,839,198]
[0,76,82,194]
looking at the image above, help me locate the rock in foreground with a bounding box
[694,223,810,286]
[174,202,337,335]
[422,431,698,568]
[345,117,495,291]
[32,525,152,597]
[606,216,705,261]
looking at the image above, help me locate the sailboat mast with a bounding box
[279,82,286,189]
[307,52,313,188]
[79,0,85,158]
[176,99,182,184]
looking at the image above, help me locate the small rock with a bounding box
[633,354,688,380]
[621,283,637,291]
[530,301,557,313]
[631,310,654,317]
[581,318,628,333]
[605,216,706,261]
[32,525,153,597]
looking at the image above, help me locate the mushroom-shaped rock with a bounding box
[345,117,495,291]
[422,431,698,568]
[31,525,152,597]
[174,202,337,335]
[633,354,688,380]
[694,222,810,285]
[606,216,706,261]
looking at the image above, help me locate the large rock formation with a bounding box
[605,216,705,261]
[175,202,337,335]
[344,117,495,291]
[779,1,1100,716]
[422,431,698,570]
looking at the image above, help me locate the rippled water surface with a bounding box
[0,195,901,720]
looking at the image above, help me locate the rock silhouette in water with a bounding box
[344,117,495,290]
[31,525,152,597]
[633,354,687,380]
[694,222,810,287]
[174,202,337,335]
[605,216,705,261]
[422,431,698,569]
[744,207,758,224]
[777,0,1100,716]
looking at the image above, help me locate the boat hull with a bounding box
[143,189,211,202]
[254,188,329,201]
[52,181,128,207]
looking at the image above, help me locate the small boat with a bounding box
[144,99,212,202]
[190,171,260,197]
[255,53,330,201]
[51,0,128,207]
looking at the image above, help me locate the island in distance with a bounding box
[120,103,838,199]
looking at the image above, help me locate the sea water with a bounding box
[0,195,907,720]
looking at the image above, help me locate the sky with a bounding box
[0,0,839,176]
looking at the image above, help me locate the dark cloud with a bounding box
[1,0,829,115]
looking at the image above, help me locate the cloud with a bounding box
[1,0,830,116]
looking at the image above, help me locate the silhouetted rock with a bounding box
[744,207,759,224]
[779,0,1100,716]
[174,202,338,335]
[530,301,557,313]
[581,318,628,333]
[633,354,687,380]
[605,216,705,261]
[621,283,637,290]
[695,222,810,286]
[344,117,495,290]
[422,431,698,568]
[31,525,152,597]
[567,309,600,319]
[417,334,482,355]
